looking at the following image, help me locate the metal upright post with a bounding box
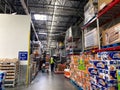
[96,16,101,49]
[82,30,84,52]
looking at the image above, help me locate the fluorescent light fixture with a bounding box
[39,33,47,35]
[34,14,47,20]
[12,12,17,15]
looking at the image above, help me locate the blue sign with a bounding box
[19,51,28,60]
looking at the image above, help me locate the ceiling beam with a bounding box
[30,8,80,16]
[32,19,74,24]
[28,3,83,10]
[35,26,67,29]
[32,12,80,18]
[35,24,67,28]
[29,5,83,12]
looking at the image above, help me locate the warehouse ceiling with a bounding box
[0,0,88,49]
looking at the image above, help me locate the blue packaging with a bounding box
[91,84,98,90]
[97,77,117,87]
[117,60,120,64]
[105,74,116,80]
[104,60,117,65]
[88,68,98,75]
[99,52,120,60]
[91,83,105,90]
[103,86,118,90]
[106,80,117,87]
[105,70,117,78]
[104,65,117,71]
[98,69,105,73]
[90,75,97,85]
[90,79,97,85]
[97,77,106,87]
[98,69,106,79]
[93,61,105,69]
[105,70,117,79]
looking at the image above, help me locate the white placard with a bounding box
[85,28,98,48]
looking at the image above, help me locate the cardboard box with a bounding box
[102,23,120,46]
[98,0,113,11]
[84,0,96,24]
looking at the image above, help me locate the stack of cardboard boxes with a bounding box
[69,52,120,89]
[70,55,91,90]
[84,0,96,24]
[102,23,120,46]
[84,0,113,24]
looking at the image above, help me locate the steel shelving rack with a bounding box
[82,0,120,52]
[76,0,120,90]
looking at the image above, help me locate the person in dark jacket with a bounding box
[43,51,46,63]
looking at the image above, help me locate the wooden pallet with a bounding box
[6,76,15,79]
[4,80,16,87]
[0,67,15,69]
[6,73,15,76]
[84,46,98,50]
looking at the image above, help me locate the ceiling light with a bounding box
[39,33,47,35]
[12,12,17,15]
[34,14,47,20]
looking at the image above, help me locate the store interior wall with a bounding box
[0,14,30,59]
[0,14,31,85]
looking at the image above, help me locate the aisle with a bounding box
[6,72,76,90]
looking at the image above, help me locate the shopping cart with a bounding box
[41,62,49,73]
[45,62,49,73]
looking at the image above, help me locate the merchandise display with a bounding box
[0,58,19,87]
[0,0,120,89]
[68,0,120,90]
[64,69,70,78]
[89,52,119,90]
[69,55,91,90]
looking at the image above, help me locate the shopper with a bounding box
[50,56,54,72]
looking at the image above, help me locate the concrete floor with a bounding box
[6,72,76,90]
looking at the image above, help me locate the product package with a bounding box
[99,51,120,60]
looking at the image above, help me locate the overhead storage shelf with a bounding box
[82,0,120,29]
